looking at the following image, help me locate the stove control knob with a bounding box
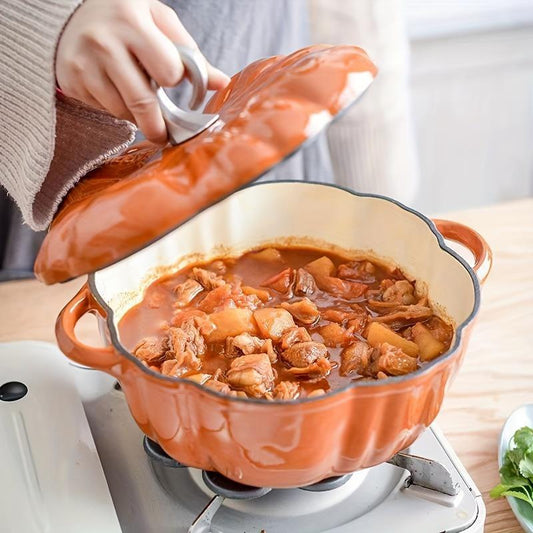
[0,381,28,401]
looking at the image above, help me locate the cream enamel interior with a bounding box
[91,182,476,341]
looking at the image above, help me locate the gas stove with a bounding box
[85,386,486,533]
[140,427,485,533]
[0,343,485,533]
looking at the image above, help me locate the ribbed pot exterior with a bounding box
[103,323,472,488]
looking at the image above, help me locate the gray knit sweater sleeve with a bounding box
[0,0,136,231]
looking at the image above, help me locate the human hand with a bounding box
[56,0,230,143]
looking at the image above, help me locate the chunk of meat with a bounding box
[347,312,367,334]
[191,267,226,290]
[161,360,207,379]
[160,355,200,378]
[171,309,216,337]
[294,268,317,296]
[230,286,263,311]
[185,373,212,384]
[285,357,332,378]
[317,323,354,348]
[382,280,416,305]
[242,285,271,303]
[261,268,294,295]
[230,390,249,399]
[315,275,368,299]
[282,341,328,368]
[253,308,296,341]
[207,308,258,342]
[166,322,205,373]
[133,337,168,364]
[225,332,262,357]
[371,343,418,376]
[225,333,277,362]
[322,306,367,333]
[203,379,232,395]
[279,327,312,350]
[168,321,206,357]
[160,359,180,376]
[208,260,227,275]
[322,309,352,323]
[373,304,432,329]
[173,279,204,307]
[366,299,399,312]
[204,380,248,398]
[261,339,277,362]
[226,353,275,398]
[273,381,300,400]
[198,284,234,313]
[171,308,205,326]
[340,341,373,376]
[280,298,320,325]
[304,256,335,277]
[337,261,376,283]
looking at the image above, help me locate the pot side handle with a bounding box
[56,284,122,371]
[432,219,492,284]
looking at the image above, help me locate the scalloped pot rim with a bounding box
[89,181,480,404]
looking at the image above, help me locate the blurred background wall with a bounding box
[1,0,532,279]
[311,0,533,213]
[407,0,533,212]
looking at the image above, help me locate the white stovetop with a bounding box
[0,341,121,533]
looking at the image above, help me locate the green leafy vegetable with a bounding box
[491,426,533,507]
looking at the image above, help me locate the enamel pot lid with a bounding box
[35,45,377,284]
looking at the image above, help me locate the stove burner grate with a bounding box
[202,471,271,500]
[144,437,353,494]
[143,436,188,469]
[301,474,353,492]
[143,436,462,533]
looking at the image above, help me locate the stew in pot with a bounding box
[119,247,453,400]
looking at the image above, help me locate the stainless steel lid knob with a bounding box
[152,45,219,145]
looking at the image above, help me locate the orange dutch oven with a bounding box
[54,181,491,488]
[37,45,492,488]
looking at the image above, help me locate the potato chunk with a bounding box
[412,323,445,361]
[318,323,353,348]
[250,248,283,262]
[207,308,257,342]
[304,256,335,277]
[253,308,295,341]
[366,322,419,357]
